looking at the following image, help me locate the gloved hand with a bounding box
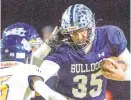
[31,26,64,62]
[45,26,64,48]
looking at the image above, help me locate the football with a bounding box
[101,57,127,71]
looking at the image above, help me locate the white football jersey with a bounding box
[0,61,44,100]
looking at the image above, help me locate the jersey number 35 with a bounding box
[72,70,103,98]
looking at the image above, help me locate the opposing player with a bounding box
[0,22,67,100]
[38,4,131,100]
[31,25,58,100]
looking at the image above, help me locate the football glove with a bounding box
[45,26,64,48]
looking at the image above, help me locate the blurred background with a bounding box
[1,0,130,100]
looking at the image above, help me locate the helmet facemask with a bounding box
[61,25,95,51]
[29,38,43,52]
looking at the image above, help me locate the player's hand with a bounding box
[46,26,64,48]
[31,26,65,61]
[102,60,125,81]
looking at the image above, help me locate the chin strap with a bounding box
[83,42,92,54]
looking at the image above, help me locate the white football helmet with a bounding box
[61,4,95,50]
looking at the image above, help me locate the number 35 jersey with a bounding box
[45,25,127,100]
[0,61,44,100]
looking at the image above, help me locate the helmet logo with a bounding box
[21,38,31,52]
[5,49,9,53]
[5,28,26,37]
[67,26,79,31]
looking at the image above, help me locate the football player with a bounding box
[31,25,58,100]
[37,4,131,100]
[0,22,67,100]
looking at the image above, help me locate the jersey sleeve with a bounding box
[107,26,127,56]
[45,53,63,67]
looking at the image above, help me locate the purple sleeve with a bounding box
[45,53,63,67]
[107,26,127,56]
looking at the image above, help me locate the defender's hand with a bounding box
[31,26,64,61]
[46,26,63,48]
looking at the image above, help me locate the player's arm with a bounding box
[101,26,131,81]
[31,26,61,65]
[33,80,67,100]
[30,60,60,87]
[30,42,51,66]
[31,60,67,100]
[118,48,131,80]
[102,48,131,81]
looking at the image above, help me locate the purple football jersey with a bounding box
[45,25,127,100]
